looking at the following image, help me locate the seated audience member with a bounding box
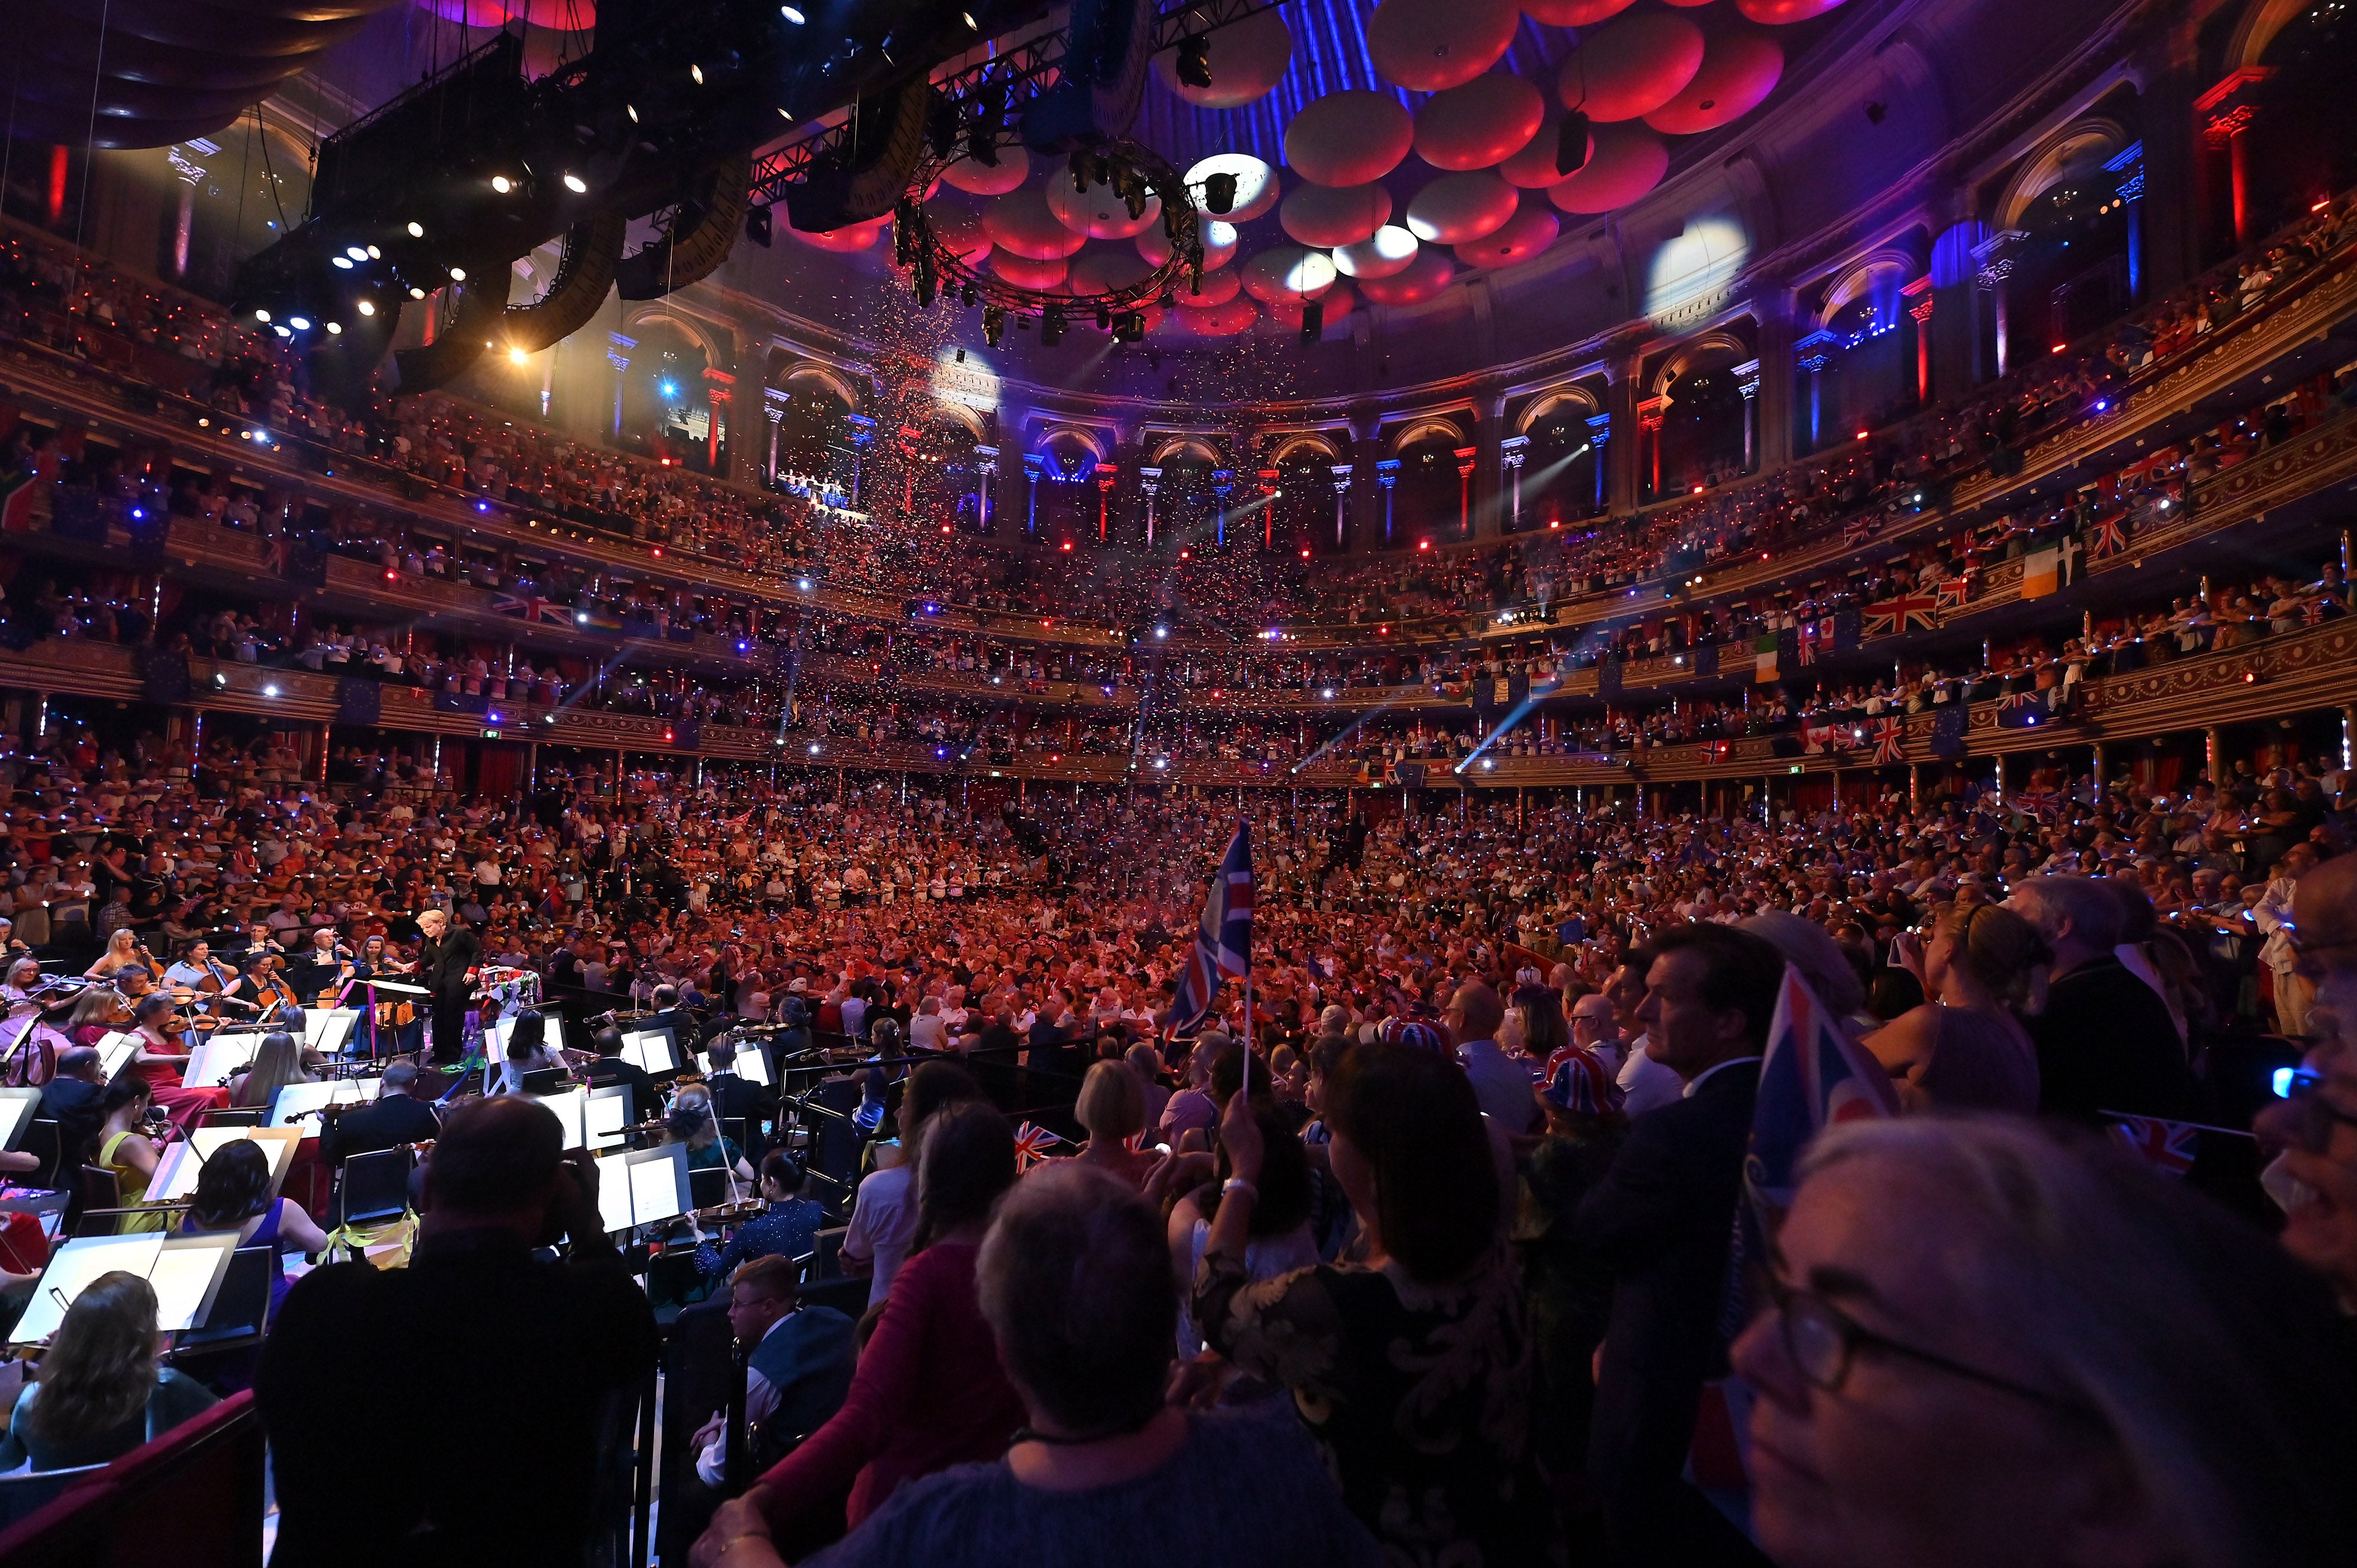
[1576,923,1784,1567]
[2007,874,2197,1123]
[698,1153,828,1279]
[322,1060,441,1161]
[1733,1117,2357,1568]
[178,1138,331,1324]
[2256,849,2357,1308]
[747,1100,1025,1537]
[694,1164,1379,1568]
[258,1097,659,1568]
[1860,903,2047,1114]
[1194,1044,1560,1564]
[839,1060,982,1306]
[689,1255,858,1488]
[1125,1042,1173,1130]
[0,1272,217,1471]
[1448,979,1539,1134]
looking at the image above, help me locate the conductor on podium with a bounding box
[416,908,480,1065]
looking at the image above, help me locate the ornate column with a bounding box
[1211,469,1236,546]
[605,333,636,438]
[1349,407,1382,549]
[974,444,997,532]
[1376,460,1399,542]
[1731,361,1760,473]
[1794,331,1836,453]
[843,413,875,506]
[1453,447,1475,536]
[2105,142,2147,299]
[1471,380,1506,537]
[1972,230,2026,378]
[1752,286,1795,471]
[762,387,787,482]
[702,366,735,478]
[1586,413,1611,511]
[1329,463,1352,547]
[1902,278,1935,404]
[1094,463,1117,543]
[1498,437,1529,532]
[1635,399,1666,501]
[1605,348,1641,514]
[1023,453,1043,534]
[2196,71,2270,249]
[1139,466,1161,544]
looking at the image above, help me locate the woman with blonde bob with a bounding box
[1061,1061,1158,1187]
[0,1272,217,1471]
[1861,902,2048,1113]
[1733,1117,2357,1568]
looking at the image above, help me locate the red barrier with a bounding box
[0,1388,265,1568]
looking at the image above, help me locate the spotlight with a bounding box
[1096,305,1112,330]
[333,256,354,269]
[491,175,513,194]
[1203,171,1237,215]
[797,577,814,592]
[326,321,342,334]
[449,266,466,280]
[406,221,424,237]
[289,315,312,330]
[509,346,530,364]
[410,286,427,298]
[690,63,704,84]
[959,283,976,307]
[1176,33,1213,90]
[1112,311,1144,344]
[563,173,587,193]
[1041,307,1065,346]
[780,3,804,18]
[745,206,773,246]
[1557,111,1593,176]
[983,306,1005,346]
[253,309,271,322]
[345,246,368,261]
[365,245,379,259]
[1300,301,1323,342]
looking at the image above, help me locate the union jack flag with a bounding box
[2087,514,2131,559]
[1935,573,1973,611]
[493,593,572,626]
[1167,820,1253,1037]
[2108,1113,2199,1177]
[1871,717,1904,764]
[1796,622,1819,666]
[1011,1121,1065,1171]
[1863,592,1937,636]
[1843,515,1879,547]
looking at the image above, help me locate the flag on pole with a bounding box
[1754,632,1780,684]
[2107,1114,2200,1176]
[1011,1121,1065,1171]
[1167,820,1253,1037]
[1871,717,1905,764]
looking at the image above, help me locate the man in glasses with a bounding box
[2256,849,2357,1309]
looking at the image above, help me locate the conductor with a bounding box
[415,908,481,1065]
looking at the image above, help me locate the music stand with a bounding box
[8,1231,240,1344]
[336,1147,414,1226]
[149,1127,301,1204]
[0,1087,41,1153]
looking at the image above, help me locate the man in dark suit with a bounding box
[415,908,481,1065]
[1576,926,1782,1568]
[323,1061,443,1162]
[39,1047,108,1166]
[580,1025,656,1119]
[2009,874,2196,1123]
[701,1035,772,1130]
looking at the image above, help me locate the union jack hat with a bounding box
[1542,1049,1627,1117]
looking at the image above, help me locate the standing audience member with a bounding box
[1734,1117,2357,1568]
[1576,924,1783,1567]
[1194,1044,1560,1566]
[1860,904,2046,1113]
[258,1097,660,1568]
[747,1100,1026,1538]
[693,1164,1379,1568]
[2008,876,2197,1123]
[839,1061,983,1307]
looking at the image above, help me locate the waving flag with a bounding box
[1167,820,1253,1037]
[1935,572,1973,612]
[493,592,572,626]
[2087,513,2130,560]
[2108,1114,2198,1176]
[1011,1121,1065,1171]
[1863,592,1937,636]
[1871,717,1905,764]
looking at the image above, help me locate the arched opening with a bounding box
[1648,342,1752,500]
[1153,453,1221,553]
[2240,4,2357,244]
[1032,431,1103,545]
[1273,449,1341,555]
[1992,124,2135,368]
[904,414,983,535]
[770,382,853,489]
[617,319,712,468]
[1394,427,1470,542]
[1521,396,1605,530]
[1804,257,1920,451]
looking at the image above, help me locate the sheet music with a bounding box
[0,1088,39,1151]
[10,1234,162,1342]
[267,1078,377,1128]
[696,1048,771,1087]
[585,1087,630,1152]
[144,1241,235,1332]
[628,1148,688,1224]
[593,1151,636,1233]
[621,1026,676,1076]
[185,1031,268,1087]
[150,1127,301,1203]
[529,1088,589,1151]
[305,1009,358,1056]
[486,1015,516,1059]
[94,1031,142,1079]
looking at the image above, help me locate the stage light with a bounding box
[1203,171,1237,215]
[1176,33,1213,90]
[780,4,804,18]
[253,309,270,322]
[563,173,587,193]
[345,246,368,261]
[289,315,311,330]
[1041,307,1065,346]
[1154,625,1168,639]
[1300,301,1322,342]
[509,346,530,364]
[357,299,377,318]
[263,684,280,697]
[690,63,705,84]
[407,221,424,237]
[1557,111,1592,176]
[326,322,343,334]
[491,175,513,194]
[625,105,639,123]
[449,266,467,280]
[798,577,814,591]
[808,742,821,754]
[410,286,426,298]
[332,256,355,269]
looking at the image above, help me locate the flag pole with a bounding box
[1242,972,1253,1100]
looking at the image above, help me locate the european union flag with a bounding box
[1929,703,1968,758]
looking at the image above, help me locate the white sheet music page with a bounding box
[629,1148,686,1224]
[593,1152,636,1233]
[12,1234,163,1343]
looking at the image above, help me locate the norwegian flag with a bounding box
[1167,819,1253,1037]
[1011,1121,1065,1171]
[2087,513,2131,559]
[1935,573,1973,611]
[1862,591,1937,635]
[2108,1114,2199,1177]
[1871,717,1904,764]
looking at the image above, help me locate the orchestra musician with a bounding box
[414,909,480,1065]
[83,929,163,986]
[123,992,232,1127]
[161,940,233,999]
[299,928,358,1006]
[225,949,302,1026]
[2,957,44,1016]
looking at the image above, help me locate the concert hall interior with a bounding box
[4,0,2357,1563]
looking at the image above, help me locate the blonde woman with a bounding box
[1863,903,2048,1114]
[228,1030,319,1110]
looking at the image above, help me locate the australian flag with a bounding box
[1167,820,1253,1038]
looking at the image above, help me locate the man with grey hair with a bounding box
[2006,874,2194,1124]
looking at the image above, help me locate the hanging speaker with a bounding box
[1557,112,1593,177]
